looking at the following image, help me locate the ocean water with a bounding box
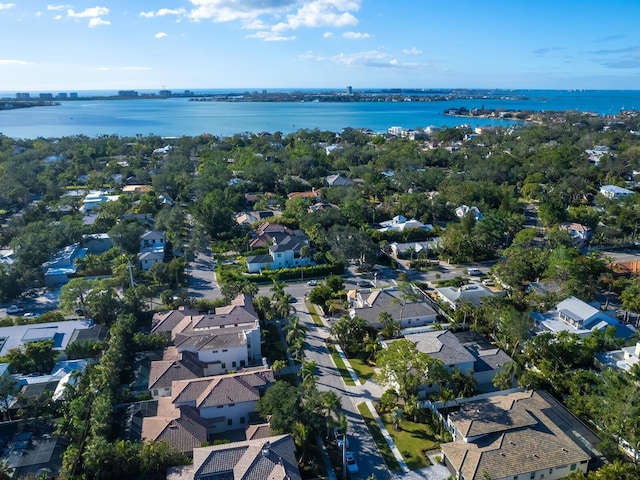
[0,90,639,139]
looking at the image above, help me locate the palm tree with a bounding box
[363,334,380,363]
[285,316,308,345]
[292,421,310,464]
[391,407,403,430]
[298,360,317,390]
[321,391,342,438]
[439,388,455,421]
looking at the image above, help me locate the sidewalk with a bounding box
[326,311,450,480]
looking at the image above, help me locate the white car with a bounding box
[23,312,40,319]
[6,305,24,314]
[307,280,318,286]
[345,452,359,474]
[334,428,349,449]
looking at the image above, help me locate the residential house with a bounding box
[532,296,636,339]
[324,144,343,155]
[324,173,353,187]
[122,185,153,195]
[436,283,495,311]
[81,233,113,254]
[0,428,68,480]
[286,188,320,200]
[377,215,433,233]
[166,434,300,480]
[42,243,87,285]
[596,341,640,373]
[558,222,592,248]
[439,390,596,480]
[455,205,483,221]
[585,145,610,166]
[600,184,634,200]
[234,210,280,226]
[399,330,513,395]
[348,287,438,329]
[81,189,119,212]
[0,249,15,266]
[148,349,206,399]
[151,294,262,375]
[138,230,166,272]
[389,239,441,259]
[0,319,96,356]
[141,368,275,454]
[245,224,313,274]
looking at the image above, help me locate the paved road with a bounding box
[295,298,393,480]
[188,247,224,300]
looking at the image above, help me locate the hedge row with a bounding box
[218,262,344,284]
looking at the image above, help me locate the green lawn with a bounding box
[348,353,377,382]
[327,344,356,386]
[380,412,439,470]
[305,301,324,326]
[357,402,402,473]
[262,322,288,362]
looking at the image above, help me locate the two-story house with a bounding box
[245,223,314,273]
[138,230,166,272]
[151,294,262,375]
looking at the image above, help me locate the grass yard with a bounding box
[305,301,324,326]
[380,412,439,470]
[262,322,288,362]
[327,344,356,386]
[348,353,377,382]
[357,402,402,473]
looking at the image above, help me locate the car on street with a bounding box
[334,427,349,449]
[466,267,482,276]
[6,305,24,314]
[306,280,318,286]
[345,452,359,474]
[23,312,40,319]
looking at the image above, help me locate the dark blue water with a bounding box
[0,90,638,139]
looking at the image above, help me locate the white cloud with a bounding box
[323,31,333,38]
[35,11,42,17]
[140,8,185,18]
[186,0,361,40]
[54,14,62,20]
[67,6,109,18]
[403,47,422,55]
[88,17,110,27]
[246,30,295,41]
[47,4,68,11]
[0,59,30,65]
[330,49,419,69]
[155,32,168,38]
[124,66,151,71]
[0,3,15,10]
[342,31,371,40]
[95,67,111,71]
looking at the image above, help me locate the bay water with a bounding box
[1,89,639,139]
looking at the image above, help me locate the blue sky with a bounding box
[1,0,640,92]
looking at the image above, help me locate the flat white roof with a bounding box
[0,320,93,356]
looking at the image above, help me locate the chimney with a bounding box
[262,442,271,457]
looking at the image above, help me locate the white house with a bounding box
[455,205,483,221]
[436,283,495,311]
[141,368,275,454]
[152,294,262,374]
[532,296,636,339]
[42,243,87,285]
[245,230,313,274]
[138,230,166,271]
[600,184,634,200]
[378,215,433,233]
[81,190,119,212]
[596,341,640,373]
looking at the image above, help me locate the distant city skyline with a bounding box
[1,0,640,91]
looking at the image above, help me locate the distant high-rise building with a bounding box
[69,92,78,99]
[117,90,138,97]
[16,92,30,100]
[57,93,68,99]
[159,89,171,97]
[346,85,353,95]
[39,93,54,100]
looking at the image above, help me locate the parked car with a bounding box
[22,312,40,319]
[6,305,24,314]
[334,427,349,449]
[466,267,482,276]
[306,280,318,286]
[345,452,359,474]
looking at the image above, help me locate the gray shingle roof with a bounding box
[406,330,477,366]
